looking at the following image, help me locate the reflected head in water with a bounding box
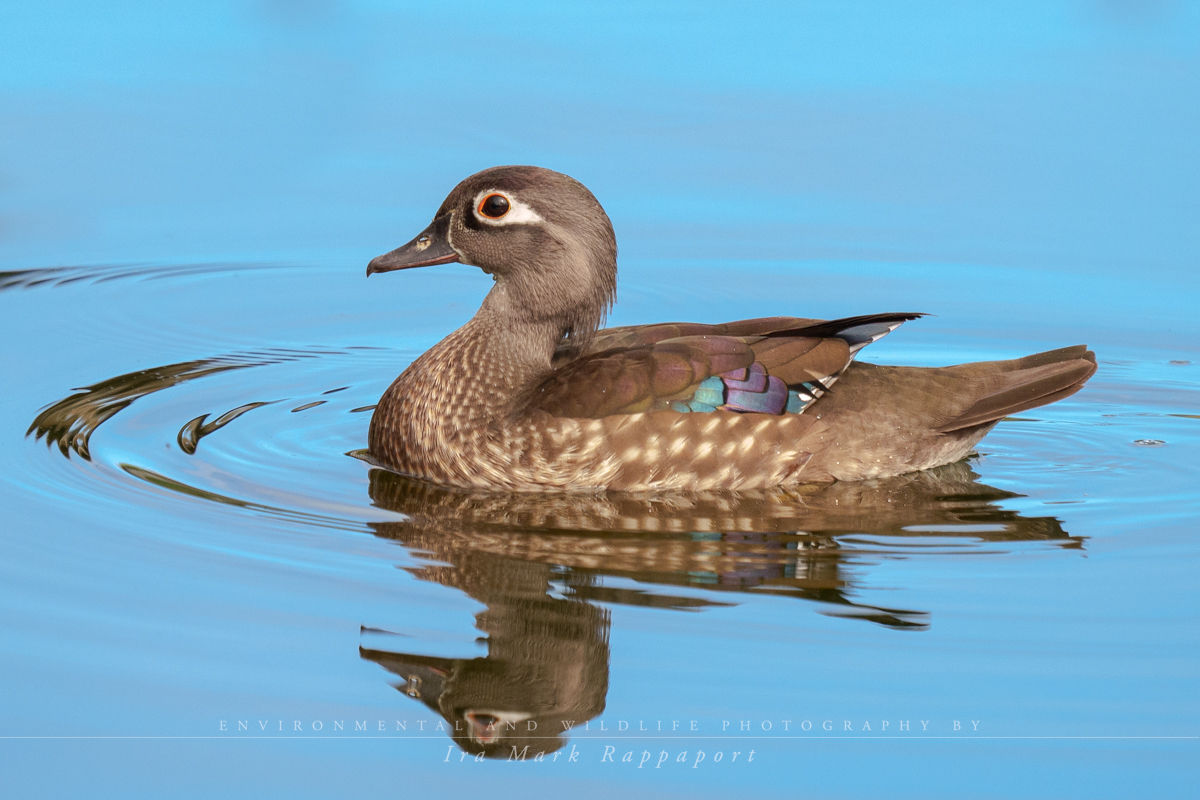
[362,586,609,759]
[360,461,1081,755]
[360,535,609,758]
[358,661,586,758]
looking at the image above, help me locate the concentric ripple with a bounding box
[20,282,1168,635]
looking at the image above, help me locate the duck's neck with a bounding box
[391,282,565,425]
[461,286,565,408]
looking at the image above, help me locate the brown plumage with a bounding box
[366,166,1096,491]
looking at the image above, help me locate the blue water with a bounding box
[2,3,1197,798]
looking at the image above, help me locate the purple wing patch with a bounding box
[672,361,821,415]
[720,363,788,414]
[722,362,768,393]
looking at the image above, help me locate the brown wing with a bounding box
[533,336,756,418]
[534,313,924,419]
[751,313,925,385]
[585,316,823,352]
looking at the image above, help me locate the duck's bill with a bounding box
[367,214,460,275]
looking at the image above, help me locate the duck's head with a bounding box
[368,165,617,345]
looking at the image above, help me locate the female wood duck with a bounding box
[366,166,1095,492]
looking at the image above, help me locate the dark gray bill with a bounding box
[366,214,459,275]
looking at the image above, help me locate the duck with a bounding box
[365,165,1096,492]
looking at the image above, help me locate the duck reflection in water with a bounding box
[359,461,1079,757]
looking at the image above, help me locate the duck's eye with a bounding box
[478,194,510,219]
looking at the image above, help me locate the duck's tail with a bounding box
[934,345,1097,433]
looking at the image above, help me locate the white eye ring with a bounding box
[471,189,544,226]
